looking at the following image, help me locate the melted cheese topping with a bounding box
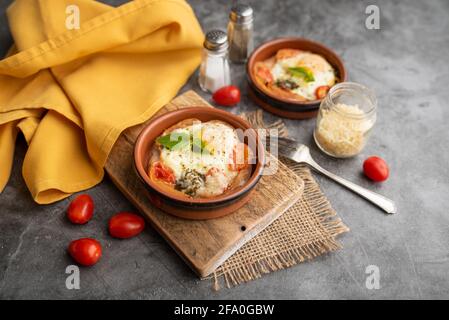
[158,121,244,198]
[270,51,336,100]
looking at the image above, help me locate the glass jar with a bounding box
[314,82,377,158]
[198,30,231,93]
[227,4,254,63]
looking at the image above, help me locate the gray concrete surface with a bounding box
[0,0,448,299]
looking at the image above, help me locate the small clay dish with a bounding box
[247,37,347,119]
[134,107,265,220]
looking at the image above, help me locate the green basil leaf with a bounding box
[288,67,315,82]
[156,132,190,150]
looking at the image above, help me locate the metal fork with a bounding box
[274,137,396,214]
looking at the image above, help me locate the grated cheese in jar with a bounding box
[314,103,374,157]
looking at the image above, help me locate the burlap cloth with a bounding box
[210,111,349,289]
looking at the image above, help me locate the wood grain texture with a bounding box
[105,90,304,277]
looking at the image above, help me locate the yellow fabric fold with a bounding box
[0,0,204,203]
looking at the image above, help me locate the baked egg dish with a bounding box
[148,119,252,199]
[254,49,337,101]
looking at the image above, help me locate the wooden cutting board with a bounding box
[105,90,304,277]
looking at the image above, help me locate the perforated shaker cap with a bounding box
[204,30,228,51]
[230,4,253,23]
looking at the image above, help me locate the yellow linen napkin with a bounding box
[0,0,204,204]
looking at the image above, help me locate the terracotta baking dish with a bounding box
[247,37,347,119]
[134,107,265,220]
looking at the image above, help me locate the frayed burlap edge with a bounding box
[209,110,349,289]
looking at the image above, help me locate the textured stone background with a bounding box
[0,0,448,299]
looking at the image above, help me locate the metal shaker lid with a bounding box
[204,30,228,51]
[230,4,253,23]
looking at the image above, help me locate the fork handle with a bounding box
[306,158,397,214]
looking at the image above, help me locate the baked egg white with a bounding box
[271,51,336,100]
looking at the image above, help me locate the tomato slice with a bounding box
[255,63,274,85]
[315,85,330,99]
[152,162,175,184]
[276,49,302,60]
[206,167,221,176]
[228,143,250,171]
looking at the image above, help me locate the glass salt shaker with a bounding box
[198,30,231,93]
[227,4,254,63]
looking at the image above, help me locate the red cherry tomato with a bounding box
[68,238,102,266]
[109,212,145,239]
[315,85,330,99]
[67,194,94,224]
[363,156,390,182]
[212,85,241,106]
